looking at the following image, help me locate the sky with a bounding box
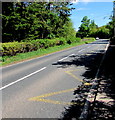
[69,1,113,31]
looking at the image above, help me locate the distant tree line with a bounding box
[2,2,76,43]
[76,16,114,39]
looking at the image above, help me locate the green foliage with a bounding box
[76,16,90,38]
[96,26,110,39]
[2,2,75,42]
[1,38,67,56]
[106,16,115,38]
[89,20,98,30]
[66,37,81,44]
[1,36,83,57]
[76,16,112,39]
[89,26,110,39]
[2,38,96,66]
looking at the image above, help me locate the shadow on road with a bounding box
[89,39,109,45]
[52,45,115,119]
[53,50,104,80]
[89,45,115,120]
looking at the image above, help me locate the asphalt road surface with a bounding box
[1,39,109,119]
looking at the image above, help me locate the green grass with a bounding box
[1,39,95,66]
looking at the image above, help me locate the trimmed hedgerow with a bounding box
[1,38,62,56]
[1,37,82,57]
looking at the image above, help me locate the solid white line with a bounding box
[58,48,87,61]
[58,53,75,62]
[78,49,85,53]
[0,67,46,91]
[58,56,69,62]
[69,54,75,57]
[2,44,84,69]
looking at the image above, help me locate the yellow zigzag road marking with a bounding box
[30,88,76,99]
[29,88,77,105]
[65,70,83,82]
[31,98,76,105]
[29,69,91,105]
[65,69,91,86]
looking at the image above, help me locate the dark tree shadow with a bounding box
[52,49,104,119]
[53,50,104,80]
[89,45,115,120]
[52,44,115,119]
[88,39,109,45]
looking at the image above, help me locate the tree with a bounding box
[76,16,90,38]
[89,20,98,30]
[2,2,75,42]
[89,20,98,38]
[96,26,110,39]
[2,2,15,42]
[106,16,114,38]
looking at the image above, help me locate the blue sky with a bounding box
[69,2,113,31]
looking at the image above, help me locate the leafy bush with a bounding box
[1,41,40,56]
[1,37,76,56]
[67,37,81,44]
[82,37,95,41]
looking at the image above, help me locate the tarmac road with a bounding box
[1,39,109,118]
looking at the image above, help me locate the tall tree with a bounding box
[89,20,98,30]
[2,2,75,42]
[106,16,114,38]
[2,2,15,42]
[76,16,90,38]
[89,20,98,37]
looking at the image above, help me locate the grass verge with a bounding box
[1,39,95,67]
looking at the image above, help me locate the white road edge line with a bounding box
[0,67,47,91]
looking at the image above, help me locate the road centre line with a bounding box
[58,56,69,62]
[0,67,46,91]
[69,53,75,56]
[2,45,93,90]
[58,53,76,61]
[58,46,91,62]
[78,49,85,53]
[2,44,88,68]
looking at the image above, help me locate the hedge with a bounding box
[0,37,81,57]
